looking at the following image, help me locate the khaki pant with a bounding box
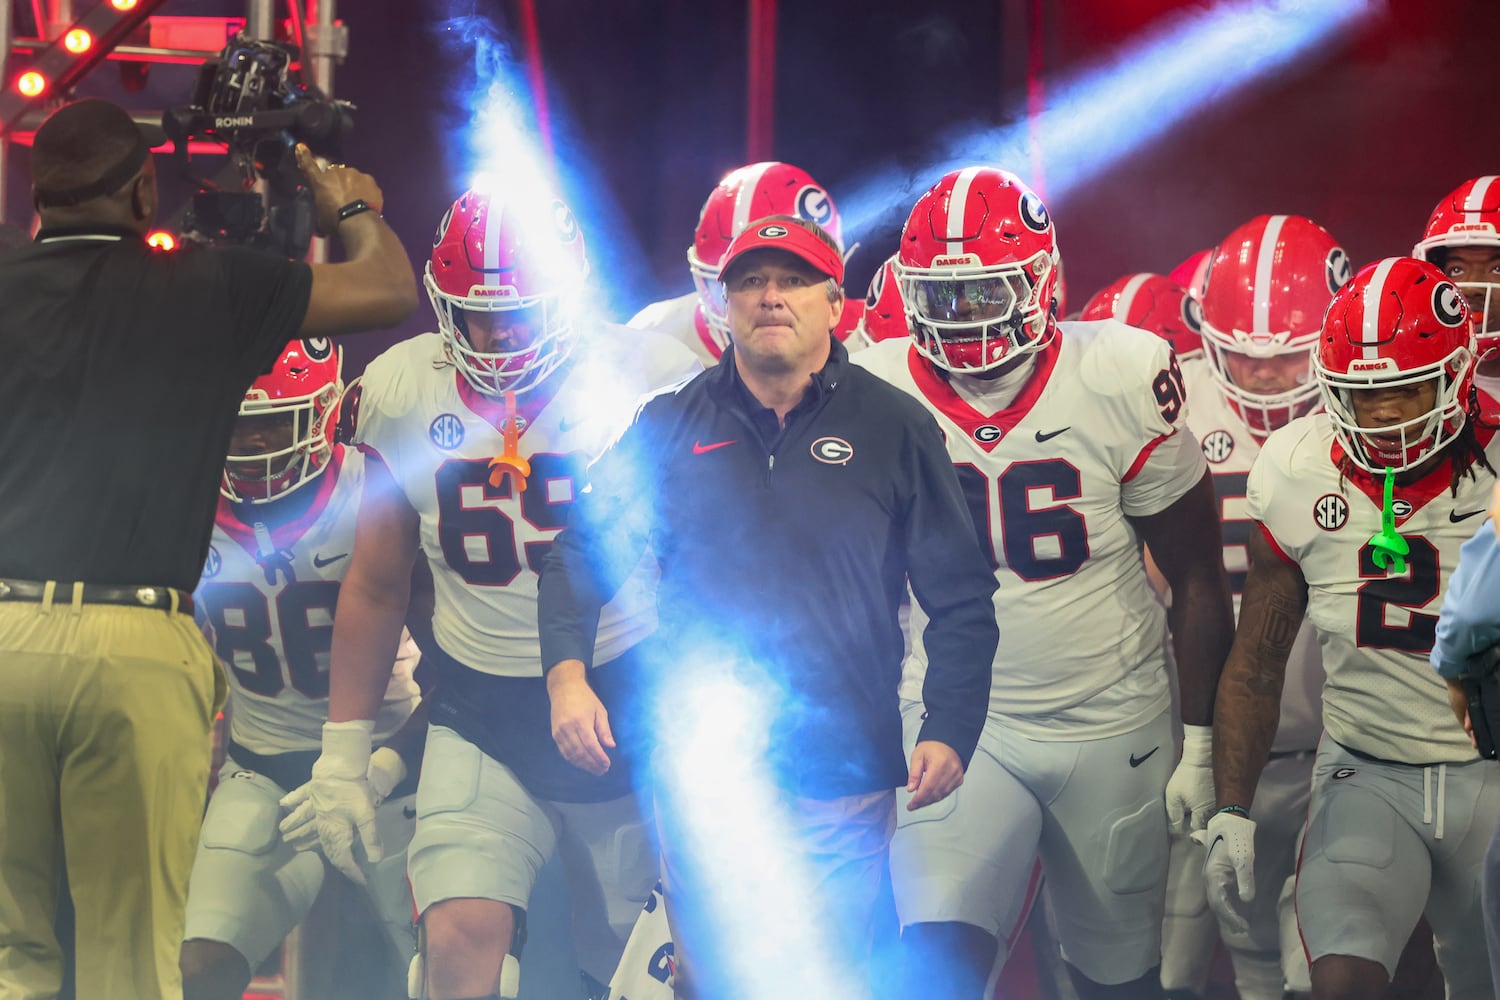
[0,594,225,1000]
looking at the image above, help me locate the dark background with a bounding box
[6,0,1498,375]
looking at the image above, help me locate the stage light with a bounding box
[146,231,176,251]
[16,72,46,97]
[63,28,93,54]
[110,0,140,9]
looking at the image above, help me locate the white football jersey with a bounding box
[1181,358,1324,753]
[628,292,722,367]
[854,320,1206,739]
[197,446,420,755]
[1248,414,1499,764]
[355,326,701,676]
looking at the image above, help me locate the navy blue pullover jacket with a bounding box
[538,338,998,798]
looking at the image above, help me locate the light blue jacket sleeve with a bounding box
[1432,519,1500,678]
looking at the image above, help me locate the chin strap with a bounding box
[1368,466,1410,573]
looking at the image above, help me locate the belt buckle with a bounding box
[135,587,158,607]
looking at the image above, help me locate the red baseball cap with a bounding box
[719,216,845,285]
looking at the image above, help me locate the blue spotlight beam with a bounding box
[838,0,1380,244]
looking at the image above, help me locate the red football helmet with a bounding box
[1413,176,1500,350]
[223,339,342,503]
[1199,215,1350,437]
[425,188,588,396]
[1080,273,1204,359]
[688,162,843,353]
[1169,248,1213,302]
[1315,257,1475,474]
[894,166,1060,372]
[846,255,908,350]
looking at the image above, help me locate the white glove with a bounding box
[1165,724,1216,833]
[280,746,408,853]
[1193,809,1257,936]
[278,720,381,884]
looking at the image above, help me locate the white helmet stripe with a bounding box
[483,197,503,285]
[731,162,777,238]
[1464,176,1500,223]
[946,166,984,257]
[1361,257,1399,360]
[1116,273,1153,321]
[1253,215,1287,333]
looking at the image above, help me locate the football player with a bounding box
[179,340,425,1000]
[1204,256,1500,1000]
[845,254,908,351]
[853,166,1233,1000]
[628,161,861,363]
[294,188,700,1000]
[1079,272,1204,362]
[1414,177,1500,408]
[1156,216,1345,1000]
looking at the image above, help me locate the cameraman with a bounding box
[1432,494,1500,988]
[0,97,415,1000]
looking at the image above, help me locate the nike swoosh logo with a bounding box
[692,439,736,455]
[1128,746,1160,768]
[1034,427,1070,443]
[1451,509,1487,523]
[1209,834,1224,855]
[312,552,349,568]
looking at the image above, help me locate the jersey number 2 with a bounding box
[1355,536,1439,653]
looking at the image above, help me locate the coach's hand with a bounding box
[294,143,385,237]
[1166,724,1216,833]
[905,740,964,810]
[1195,809,1257,936]
[279,720,382,884]
[548,659,615,776]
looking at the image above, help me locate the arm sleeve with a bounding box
[903,411,999,767]
[538,406,659,671]
[218,248,314,375]
[1432,521,1500,679]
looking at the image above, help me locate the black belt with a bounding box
[0,579,194,615]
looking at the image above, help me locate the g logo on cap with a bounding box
[757,224,790,239]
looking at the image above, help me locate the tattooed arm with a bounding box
[1212,523,1309,811]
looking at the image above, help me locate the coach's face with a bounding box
[723,249,842,375]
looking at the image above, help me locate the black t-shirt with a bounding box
[0,227,312,591]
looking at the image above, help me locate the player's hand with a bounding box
[549,668,615,776]
[905,740,964,810]
[1446,677,1476,747]
[1165,724,1216,833]
[280,745,409,853]
[278,720,382,884]
[293,143,384,237]
[1194,810,1257,936]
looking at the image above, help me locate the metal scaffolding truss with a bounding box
[0,0,344,227]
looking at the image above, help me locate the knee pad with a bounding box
[407,907,527,1000]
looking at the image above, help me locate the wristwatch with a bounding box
[336,199,377,224]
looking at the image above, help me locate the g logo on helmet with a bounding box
[1434,282,1467,327]
[1182,296,1205,333]
[866,266,886,308]
[552,200,579,243]
[1018,192,1050,234]
[757,223,790,239]
[432,205,454,248]
[810,436,854,465]
[303,337,333,362]
[795,186,834,229]
[1325,247,1352,292]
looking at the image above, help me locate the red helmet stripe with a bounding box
[1252,215,1287,333]
[1465,176,1500,221]
[731,162,776,240]
[1360,257,1399,360]
[1116,272,1151,321]
[946,166,983,256]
